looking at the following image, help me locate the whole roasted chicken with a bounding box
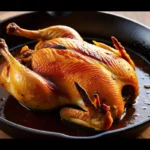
[0,23,139,131]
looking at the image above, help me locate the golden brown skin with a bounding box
[0,39,113,131]
[31,47,126,120]
[3,23,140,131]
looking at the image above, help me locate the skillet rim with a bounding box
[101,11,150,30]
[0,116,150,139]
[0,11,150,139]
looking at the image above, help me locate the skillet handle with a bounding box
[46,11,72,17]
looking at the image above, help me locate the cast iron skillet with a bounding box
[0,11,150,139]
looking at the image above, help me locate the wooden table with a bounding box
[0,11,150,139]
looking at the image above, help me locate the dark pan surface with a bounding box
[0,11,150,139]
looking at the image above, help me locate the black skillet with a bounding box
[0,11,150,139]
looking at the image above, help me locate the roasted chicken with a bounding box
[0,39,59,110]
[0,23,139,131]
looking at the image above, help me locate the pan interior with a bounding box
[0,37,150,137]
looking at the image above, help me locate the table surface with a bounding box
[0,11,150,139]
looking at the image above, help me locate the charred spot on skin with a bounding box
[53,44,67,50]
[21,94,24,97]
[111,75,116,80]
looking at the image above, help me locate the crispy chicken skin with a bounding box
[0,23,140,131]
[33,37,139,104]
[0,39,113,131]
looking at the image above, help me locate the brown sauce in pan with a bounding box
[0,41,150,136]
